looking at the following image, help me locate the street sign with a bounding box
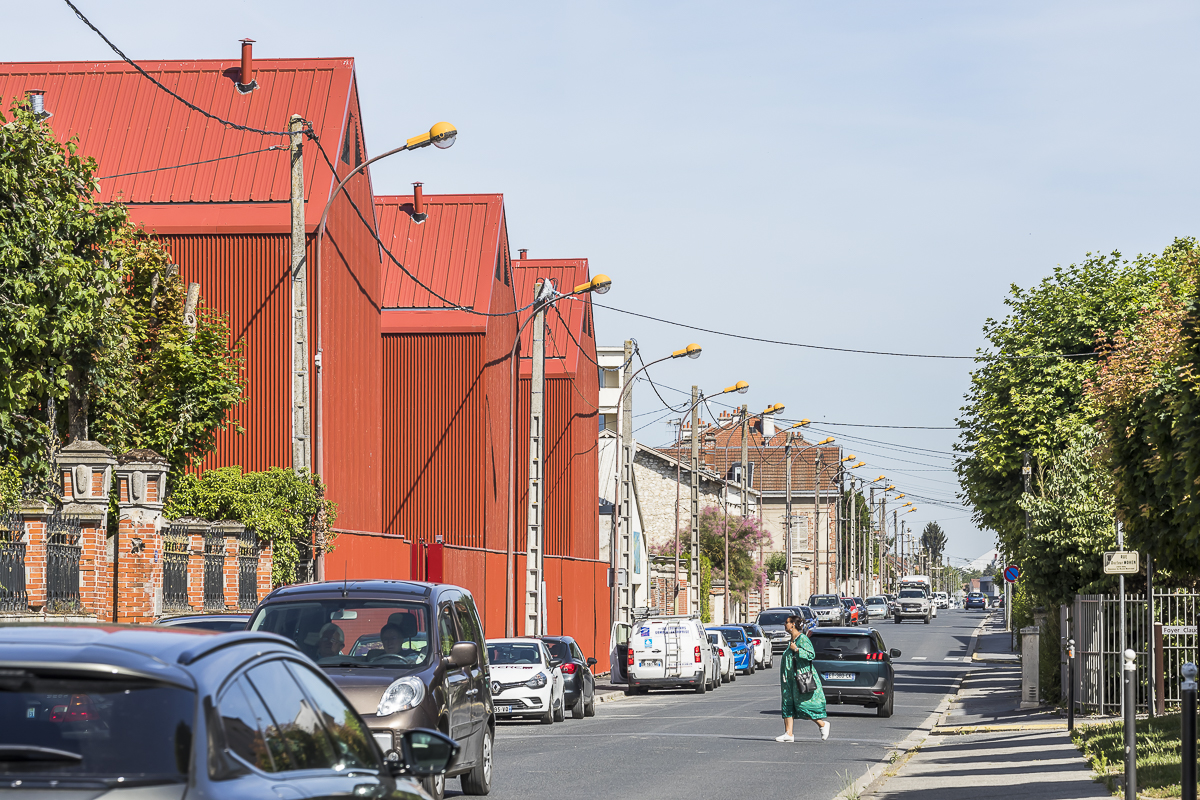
[1004,565,1020,583]
[1164,625,1197,636]
[1103,551,1140,575]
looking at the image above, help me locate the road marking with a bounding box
[911,656,927,660]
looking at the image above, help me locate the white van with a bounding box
[933,591,949,609]
[624,615,714,695]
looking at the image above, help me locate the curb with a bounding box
[932,722,1067,734]
[829,614,991,800]
[594,690,631,706]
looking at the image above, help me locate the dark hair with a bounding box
[786,615,803,630]
[381,623,403,638]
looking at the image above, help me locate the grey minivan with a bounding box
[249,580,493,799]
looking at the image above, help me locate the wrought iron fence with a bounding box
[46,512,82,613]
[238,528,258,610]
[295,518,316,584]
[1071,591,1200,714]
[0,511,26,612]
[162,524,190,613]
[204,528,224,611]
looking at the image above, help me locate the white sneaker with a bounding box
[775,733,794,743]
[820,721,831,741]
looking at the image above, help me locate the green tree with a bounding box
[764,551,787,576]
[955,241,1197,562]
[920,521,947,565]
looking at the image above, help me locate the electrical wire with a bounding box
[634,348,689,414]
[63,0,296,137]
[97,146,284,179]
[591,301,1097,362]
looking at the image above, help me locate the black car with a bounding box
[157,613,251,632]
[809,627,901,717]
[249,580,493,799]
[540,635,598,719]
[0,623,455,797]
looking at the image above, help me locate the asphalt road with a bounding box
[459,609,987,800]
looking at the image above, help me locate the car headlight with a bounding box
[525,672,548,689]
[377,676,425,717]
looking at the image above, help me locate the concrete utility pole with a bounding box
[524,280,552,636]
[849,478,857,595]
[616,340,635,627]
[289,114,311,477]
[739,406,750,518]
[869,487,877,596]
[814,452,823,594]
[689,386,701,616]
[784,432,793,607]
[672,419,683,614]
[837,467,845,593]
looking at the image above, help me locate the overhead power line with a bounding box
[97,146,284,179]
[592,302,1095,362]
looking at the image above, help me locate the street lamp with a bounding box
[310,121,457,579]
[507,273,614,636]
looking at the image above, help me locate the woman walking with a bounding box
[777,614,829,742]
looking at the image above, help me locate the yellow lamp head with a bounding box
[853,461,865,468]
[407,121,458,150]
[874,475,886,482]
[885,484,895,491]
[575,274,612,295]
[819,437,835,445]
[792,419,811,429]
[722,381,750,395]
[841,455,854,462]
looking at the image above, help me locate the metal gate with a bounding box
[45,513,82,613]
[162,523,190,613]
[238,528,258,610]
[0,511,26,612]
[203,528,224,610]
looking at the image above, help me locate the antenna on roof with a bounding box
[341,562,348,598]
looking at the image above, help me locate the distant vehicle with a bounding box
[854,597,868,621]
[865,596,889,618]
[899,575,932,595]
[932,592,950,609]
[809,627,902,717]
[487,638,565,724]
[894,588,932,624]
[707,625,755,675]
[0,624,456,800]
[734,623,774,669]
[809,595,848,626]
[841,597,860,626]
[157,613,251,632]
[707,630,736,683]
[757,607,814,652]
[964,592,987,610]
[884,594,898,613]
[626,615,714,695]
[540,635,598,719]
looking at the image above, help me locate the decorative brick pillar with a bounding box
[57,440,117,620]
[114,450,169,623]
[214,521,243,610]
[20,501,52,613]
[257,537,274,602]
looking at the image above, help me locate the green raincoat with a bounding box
[780,632,827,720]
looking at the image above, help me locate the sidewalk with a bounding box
[860,614,1107,800]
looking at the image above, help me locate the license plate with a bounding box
[823,672,854,681]
[639,659,662,667]
[372,732,392,753]
[496,705,513,713]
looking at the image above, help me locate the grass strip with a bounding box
[1072,712,1199,797]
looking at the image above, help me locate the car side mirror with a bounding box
[587,657,597,667]
[890,648,902,658]
[447,641,477,668]
[390,728,460,778]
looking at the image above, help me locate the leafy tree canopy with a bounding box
[921,521,947,565]
[956,240,1198,557]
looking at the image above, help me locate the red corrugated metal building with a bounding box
[0,57,382,535]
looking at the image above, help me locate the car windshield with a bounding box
[0,672,194,783]
[715,628,746,643]
[899,590,925,599]
[740,625,762,636]
[810,596,840,607]
[250,599,432,668]
[542,640,571,662]
[810,634,871,659]
[758,611,790,625]
[488,643,544,665]
[841,599,854,607]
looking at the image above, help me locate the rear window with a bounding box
[543,640,571,662]
[866,597,886,605]
[810,634,871,659]
[714,628,746,643]
[0,672,194,782]
[757,611,790,625]
[488,643,544,665]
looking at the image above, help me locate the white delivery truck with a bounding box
[624,615,714,695]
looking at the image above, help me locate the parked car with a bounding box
[865,596,889,619]
[706,626,755,675]
[157,612,251,631]
[965,591,988,610]
[757,607,817,651]
[626,615,715,695]
[841,598,860,626]
[853,597,868,621]
[248,579,493,799]
[809,626,902,717]
[540,635,598,718]
[707,630,736,683]
[933,592,949,609]
[735,623,774,669]
[0,623,457,798]
[894,587,932,624]
[708,636,723,690]
[808,594,848,626]
[487,638,565,724]
[884,594,898,614]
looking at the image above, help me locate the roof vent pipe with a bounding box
[412,182,427,223]
[236,39,258,93]
[27,90,51,120]
[518,249,528,259]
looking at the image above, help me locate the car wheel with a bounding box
[877,691,894,718]
[540,703,555,723]
[730,669,737,682]
[571,696,585,719]
[748,660,755,675]
[553,696,565,722]
[585,693,596,716]
[924,614,931,624]
[460,726,492,795]
[894,616,901,624]
[423,772,446,800]
[695,676,706,694]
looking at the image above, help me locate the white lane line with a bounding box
[944,657,965,661]
[911,656,927,660]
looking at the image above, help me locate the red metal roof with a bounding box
[374,193,510,332]
[512,258,594,377]
[0,58,360,228]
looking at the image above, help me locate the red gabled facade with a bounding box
[0,58,383,534]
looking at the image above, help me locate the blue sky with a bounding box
[9,1,1200,563]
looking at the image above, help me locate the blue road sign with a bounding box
[1004,565,1020,583]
